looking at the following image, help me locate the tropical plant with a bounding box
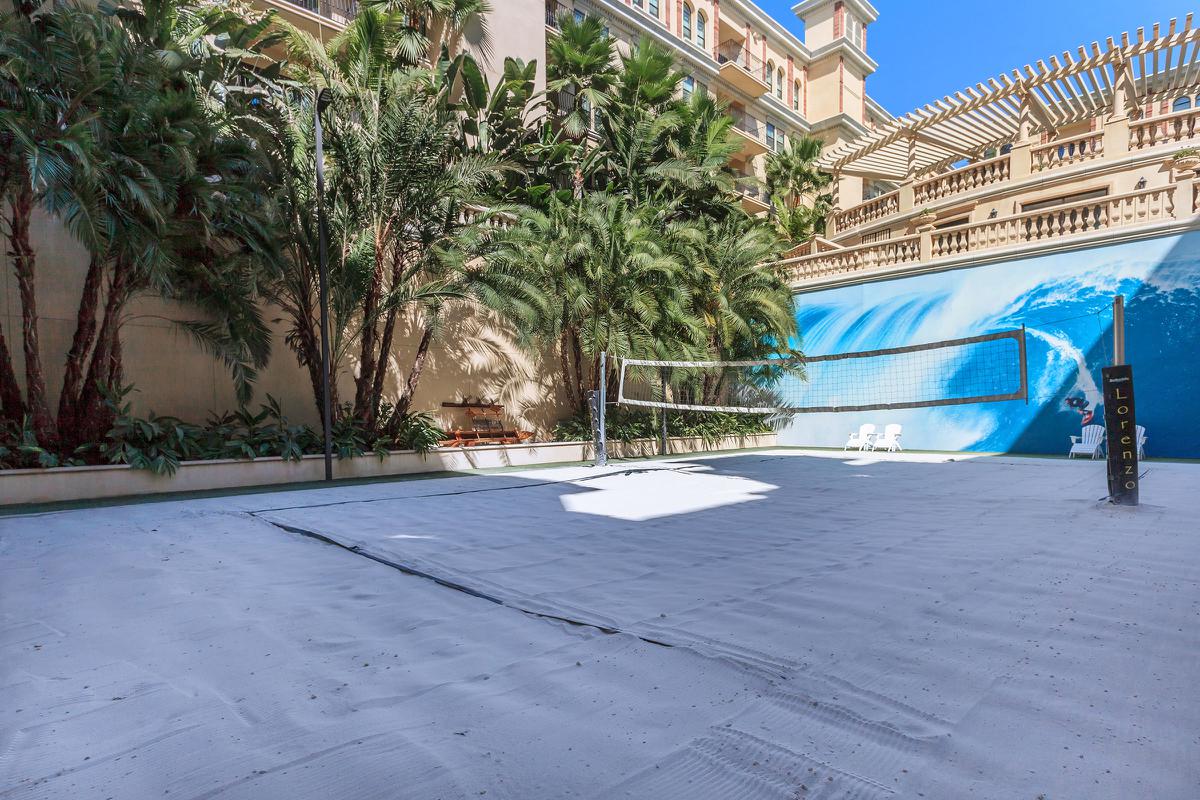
[764,134,832,242]
[0,0,282,451]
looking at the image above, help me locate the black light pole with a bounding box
[315,87,334,482]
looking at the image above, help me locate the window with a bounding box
[793,79,801,111]
[573,8,585,23]
[766,61,775,93]
[765,122,777,152]
[696,11,706,47]
[1173,96,1192,112]
[776,68,784,99]
[846,15,862,47]
[633,0,642,6]
[648,0,658,17]
[682,3,692,40]
[682,75,695,100]
[1021,187,1108,213]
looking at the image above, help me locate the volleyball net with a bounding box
[616,328,1028,415]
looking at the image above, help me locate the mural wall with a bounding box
[782,230,1200,458]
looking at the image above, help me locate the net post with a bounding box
[659,366,669,456]
[1019,324,1028,404]
[595,352,608,466]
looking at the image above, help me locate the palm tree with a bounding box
[492,194,698,410]
[764,134,832,242]
[0,0,280,448]
[546,15,616,195]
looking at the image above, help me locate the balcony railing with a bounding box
[729,108,763,140]
[1031,131,1103,172]
[1130,107,1200,150]
[788,183,1180,284]
[735,178,764,200]
[283,0,358,21]
[833,189,899,231]
[716,41,766,81]
[786,234,922,283]
[913,154,1010,205]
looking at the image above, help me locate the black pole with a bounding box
[315,88,334,482]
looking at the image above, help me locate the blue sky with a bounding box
[756,0,1194,115]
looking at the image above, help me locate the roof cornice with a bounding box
[807,38,877,74]
[721,0,812,61]
[791,0,879,24]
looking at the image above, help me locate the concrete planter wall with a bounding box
[0,433,778,507]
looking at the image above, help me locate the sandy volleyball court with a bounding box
[2,451,1198,799]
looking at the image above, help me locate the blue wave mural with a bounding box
[782,231,1200,458]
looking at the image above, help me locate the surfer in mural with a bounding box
[1065,394,1096,426]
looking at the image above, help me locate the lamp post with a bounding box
[315,87,334,482]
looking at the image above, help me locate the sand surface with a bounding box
[2,451,1198,799]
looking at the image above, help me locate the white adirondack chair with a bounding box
[873,423,903,452]
[1068,424,1105,459]
[844,423,877,451]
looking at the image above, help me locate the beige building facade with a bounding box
[783,19,1200,291]
[259,0,890,214]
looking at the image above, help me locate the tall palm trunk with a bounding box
[75,261,129,445]
[0,324,23,423]
[57,255,104,444]
[369,251,408,428]
[558,329,578,409]
[396,322,435,416]
[353,235,387,419]
[9,186,55,444]
[569,327,586,411]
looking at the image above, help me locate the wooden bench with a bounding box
[439,404,533,448]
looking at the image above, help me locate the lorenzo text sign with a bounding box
[1101,365,1139,506]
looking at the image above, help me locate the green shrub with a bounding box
[553,405,775,445]
[0,385,451,475]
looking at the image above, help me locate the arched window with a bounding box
[1173,96,1192,112]
[766,61,775,93]
[793,79,801,111]
[696,11,706,47]
[776,68,784,99]
[682,3,692,40]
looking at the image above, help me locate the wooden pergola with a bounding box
[820,17,1200,180]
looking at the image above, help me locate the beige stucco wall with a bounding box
[1,208,572,438]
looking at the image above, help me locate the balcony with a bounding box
[716,41,768,98]
[735,178,770,214]
[729,108,767,158]
[253,0,357,35]
[785,182,1185,287]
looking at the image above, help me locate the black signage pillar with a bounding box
[1101,364,1138,506]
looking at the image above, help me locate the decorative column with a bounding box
[712,0,720,60]
[898,131,917,214]
[838,56,844,114]
[787,55,794,109]
[675,0,682,35]
[803,65,808,116]
[1008,92,1034,181]
[1104,54,1132,160]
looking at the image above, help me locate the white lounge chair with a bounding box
[844,423,877,451]
[873,423,903,452]
[1068,425,1105,459]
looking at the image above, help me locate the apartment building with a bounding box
[253,0,890,215]
[781,19,1200,289]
